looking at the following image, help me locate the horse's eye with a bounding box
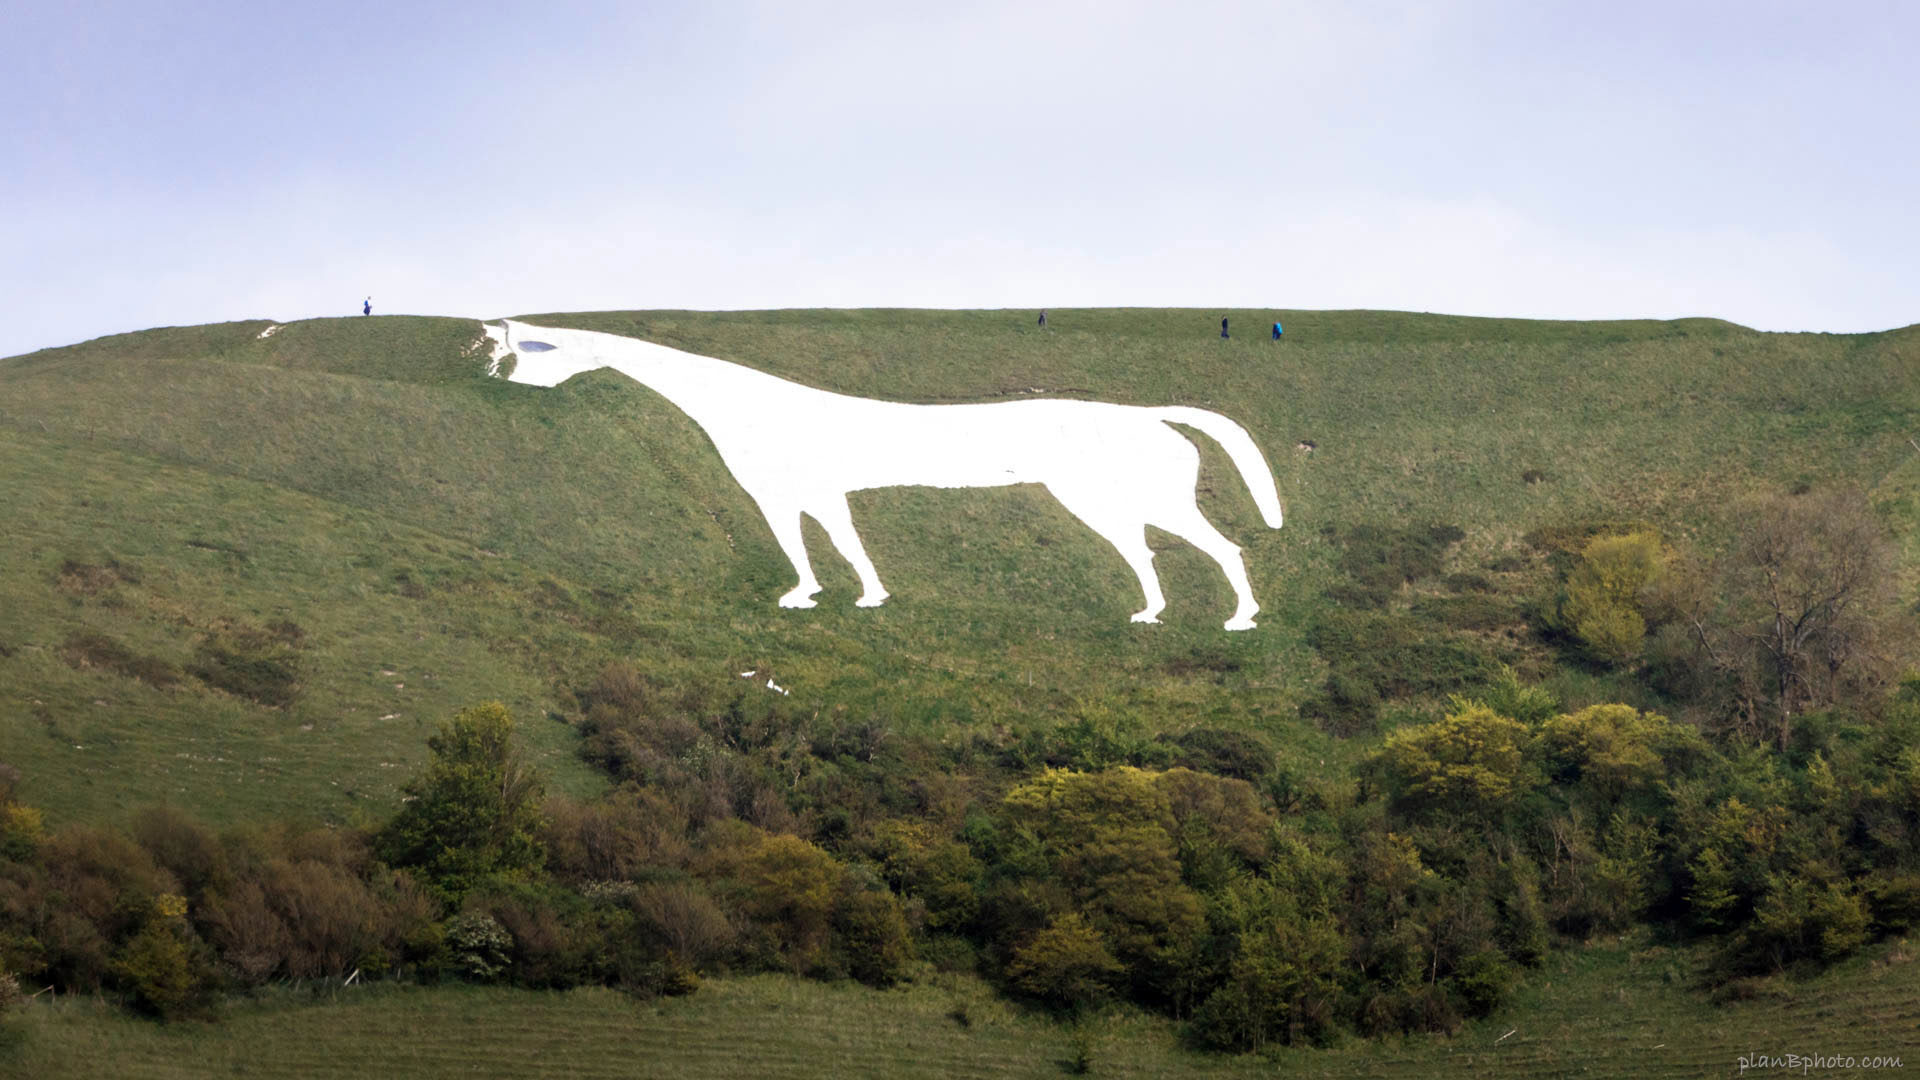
[517,340,557,352]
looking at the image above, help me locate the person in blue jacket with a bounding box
[363,297,371,316]
[1272,320,1283,340]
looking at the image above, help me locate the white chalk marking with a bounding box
[483,320,1284,629]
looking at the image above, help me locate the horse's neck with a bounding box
[595,344,772,424]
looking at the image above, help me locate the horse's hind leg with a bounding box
[1156,503,1260,631]
[1051,489,1166,624]
[809,493,890,607]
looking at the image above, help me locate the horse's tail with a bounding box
[1153,407,1285,529]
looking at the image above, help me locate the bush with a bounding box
[630,880,735,969]
[1365,705,1538,819]
[111,913,211,1020]
[444,912,512,982]
[1558,531,1665,665]
[1537,704,1686,802]
[1157,728,1274,782]
[1450,949,1517,1017]
[187,619,302,706]
[834,886,912,988]
[1005,912,1122,1011]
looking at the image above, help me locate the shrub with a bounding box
[834,885,912,987]
[1336,523,1465,596]
[132,806,228,900]
[1558,531,1665,665]
[1450,948,1518,1017]
[112,923,197,1017]
[1005,912,1122,1011]
[541,787,689,882]
[1537,705,1681,802]
[187,619,302,706]
[444,912,512,982]
[630,880,735,969]
[1365,704,1538,819]
[377,702,546,902]
[0,803,45,861]
[1157,728,1274,782]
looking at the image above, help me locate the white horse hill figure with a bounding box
[482,320,1284,630]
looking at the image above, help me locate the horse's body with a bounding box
[484,320,1283,629]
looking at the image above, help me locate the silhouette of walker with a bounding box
[363,297,371,316]
[484,321,1286,630]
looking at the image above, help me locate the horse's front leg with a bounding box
[810,493,890,607]
[756,499,823,608]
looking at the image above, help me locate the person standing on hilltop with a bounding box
[1038,309,1047,329]
[1221,316,1229,339]
[1272,320,1283,340]
[363,297,371,316]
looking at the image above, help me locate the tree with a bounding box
[376,702,546,902]
[1675,490,1905,748]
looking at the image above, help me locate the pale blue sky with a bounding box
[5,1,1915,356]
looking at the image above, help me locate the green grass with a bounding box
[3,310,1917,827]
[4,308,1920,1075]
[7,933,1917,1078]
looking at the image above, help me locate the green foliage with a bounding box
[1558,531,1665,665]
[1449,949,1518,1018]
[1537,704,1689,802]
[1461,665,1560,726]
[1190,872,1346,1050]
[1005,913,1122,1011]
[376,703,547,903]
[1305,610,1502,735]
[1734,872,1871,972]
[998,768,1204,994]
[834,886,913,988]
[444,913,512,982]
[1155,728,1274,782]
[1367,704,1538,818]
[0,803,45,862]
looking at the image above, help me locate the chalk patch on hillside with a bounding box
[482,319,1284,630]
[257,324,281,340]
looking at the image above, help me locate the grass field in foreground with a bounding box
[5,932,1916,1078]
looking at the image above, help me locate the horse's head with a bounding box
[481,320,575,387]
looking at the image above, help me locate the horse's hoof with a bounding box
[855,593,889,608]
[1223,617,1257,631]
[1130,611,1162,624]
[778,593,819,609]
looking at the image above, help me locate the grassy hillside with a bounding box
[7,932,1916,1078]
[2,309,1917,826]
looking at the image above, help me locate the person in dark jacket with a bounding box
[1220,316,1229,339]
[363,297,371,316]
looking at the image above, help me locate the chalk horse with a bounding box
[482,321,1284,630]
